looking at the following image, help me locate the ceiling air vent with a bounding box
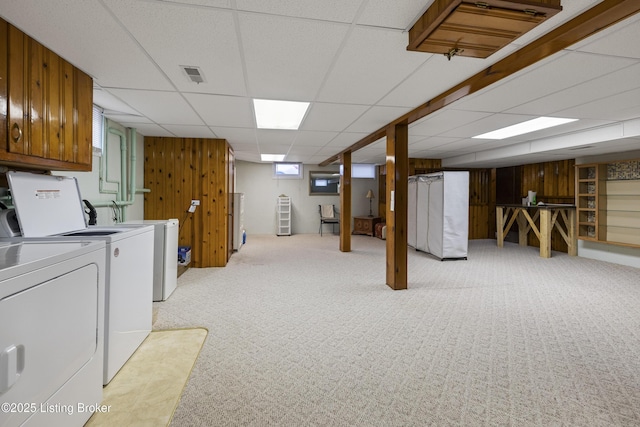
[181,65,205,84]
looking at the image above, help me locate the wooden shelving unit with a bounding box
[576,160,640,248]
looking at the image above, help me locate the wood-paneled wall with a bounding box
[378,159,576,246]
[468,168,495,240]
[519,159,575,252]
[144,137,233,268]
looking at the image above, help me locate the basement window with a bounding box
[340,164,376,179]
[273,162,303,179]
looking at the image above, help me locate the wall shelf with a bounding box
[575,161,640,248]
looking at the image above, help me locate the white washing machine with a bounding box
[123,219,178,301]
[3,172,154,385]
[0,240,106,427]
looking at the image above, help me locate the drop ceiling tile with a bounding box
[379,52,491,108]
[455,52,636,113]
[301,103,370,132]
[255,129,297,146]
[2,0,173,91]
[209,127,257,145]
[158,0,231,7]
[409,136,461,150]
[94,89,142,116]
[574,13,640,59]
[162,125,216,138]
[345,106,412,133]
[108,89,203,125]
[324,132,370,148]
[235,0,363,23]
[506,0,600,48]
[184,94,254,127]
[317,26,427,105]
[103,114,151,124]
[105,0,247,96]
[409,109,494,137]
[357,0,428,30]
[239,13,349,100]
[294,131,340,146]
[287,145,325,155]
[556,88,640,121]
[507,63,640,116]
[126,123,175,137]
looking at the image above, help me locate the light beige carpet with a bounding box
[86,328,207,427]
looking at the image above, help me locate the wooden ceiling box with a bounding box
[408,0,562,59]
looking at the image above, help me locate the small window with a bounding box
[92,105,104,155]
[273,162,303,179]
[340,163,376,178]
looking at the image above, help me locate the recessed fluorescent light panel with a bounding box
[261,154,286,162]
[473,117,578,140]
[253,99,310,130]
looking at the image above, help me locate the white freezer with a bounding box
[124,219,179,301]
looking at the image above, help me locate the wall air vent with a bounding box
[181,65,206,84]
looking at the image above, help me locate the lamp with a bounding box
[365,189,374,217]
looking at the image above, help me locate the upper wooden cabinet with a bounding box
[408,0,562,59]
[0,18,93,171]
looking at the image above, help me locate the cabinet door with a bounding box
[74,67,93,167]
[0,20,7,152]
[4,21,92,171]
[7,24,28,155]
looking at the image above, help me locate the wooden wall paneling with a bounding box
[489,168,497,241]
[214,139,229,267]
[409,158,442,175]
[227,146,235,262]
[144,137,231,268]
[519,159,575,252]
[468,169,492,239]
[194,138,207,268]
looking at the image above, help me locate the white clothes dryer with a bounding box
[0,240,106,427]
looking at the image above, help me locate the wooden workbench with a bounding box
[496,204,577,258]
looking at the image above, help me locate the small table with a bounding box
[353,216,381,236]
[496,204,576,258]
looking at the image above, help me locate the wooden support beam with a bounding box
[385,124,408,290]
[340,151,352,252]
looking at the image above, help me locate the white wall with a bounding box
[53,119,146,226]
[236,160,379,235]
[575,150,640,268]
